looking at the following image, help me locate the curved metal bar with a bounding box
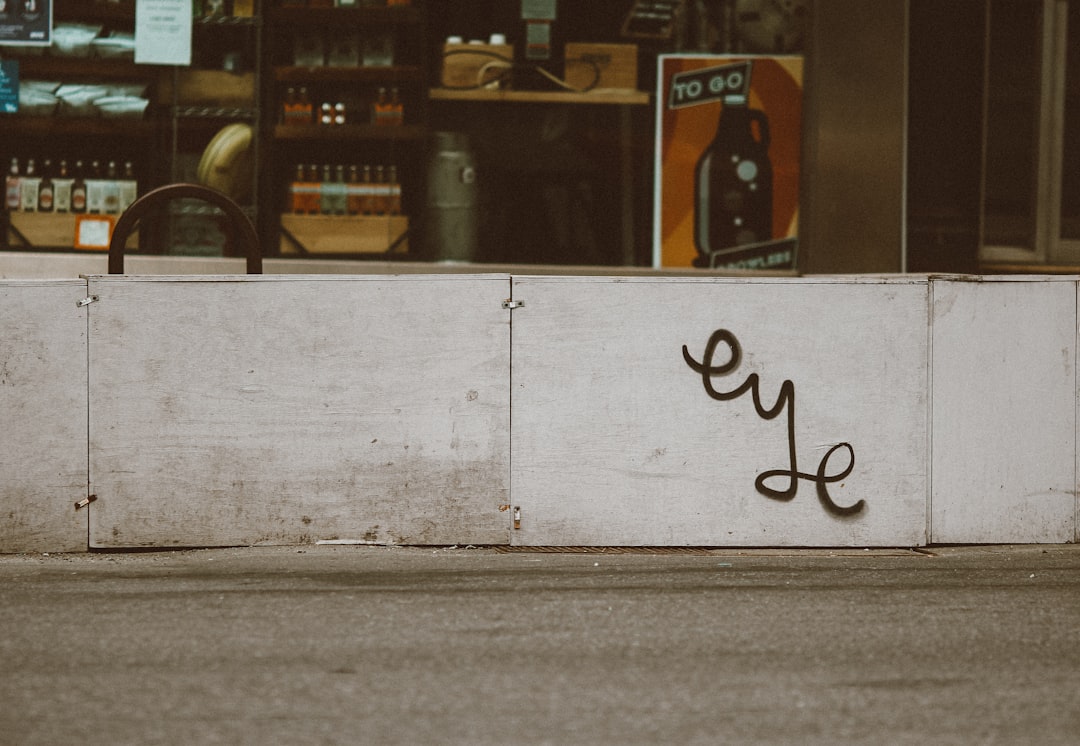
[108,183,262,274]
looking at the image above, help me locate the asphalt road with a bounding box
[2,544,1079,745]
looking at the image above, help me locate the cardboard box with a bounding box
[279,214,409,254]
[441,42,514,89]
[157,70,256,107]
[6,212,137,251]
[564,43,638,91]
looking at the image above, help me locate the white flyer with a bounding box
[134,0,192,66]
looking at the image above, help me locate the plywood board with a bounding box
[0,280,89,553]
[509,276,929,546]
[930,278,1076,543]
[87,275,511,548]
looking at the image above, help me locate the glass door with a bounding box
[981,0,1080,266]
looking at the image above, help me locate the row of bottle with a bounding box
[281,87,404,126]
[5,158,137,215]
[289,163,402,216]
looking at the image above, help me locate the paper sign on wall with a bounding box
[0,0,52,46]
[0,59,18,112]
[654,55,803,270]
[135,0,192,66]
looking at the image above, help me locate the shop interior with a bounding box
[0,0,820,269]
[2,1,1074,274]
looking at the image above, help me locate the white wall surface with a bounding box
[930,278,1077,543]
[86,275,512,548]
[509,276,930,546]
[0,280,89,552]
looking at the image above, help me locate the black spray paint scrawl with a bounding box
[682,328,865,518]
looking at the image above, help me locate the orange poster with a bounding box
[654,55,803,269]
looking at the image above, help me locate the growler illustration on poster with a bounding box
[654,55,803,270]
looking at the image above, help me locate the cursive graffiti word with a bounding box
[682,328,865,517]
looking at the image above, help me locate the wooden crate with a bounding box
[279,214,409,255]
[564,43,638,92]
[157,70,256,108]
[6,212,137,251]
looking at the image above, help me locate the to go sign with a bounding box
[667,61,752,109]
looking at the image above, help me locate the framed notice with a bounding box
[0,0,52,46]
[654,55,803,270]
[74,214,115,251]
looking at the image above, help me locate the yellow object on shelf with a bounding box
[197,123,254,203]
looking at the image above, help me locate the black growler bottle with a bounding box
[693,94,773,267]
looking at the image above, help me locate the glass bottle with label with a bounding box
[20,159,39,212]
[37,159,54,212]
[71,161,88,214]
[102,161,121,214]
[86,160,105,214]
[386,163,401,215]
[5,157,20,211]
[53,160,72,213]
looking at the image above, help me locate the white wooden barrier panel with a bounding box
[0,280,89,553]
[931,278,1077,543]
[86,275,512,548]
[509,277,930,546]
[5,273,1080,552]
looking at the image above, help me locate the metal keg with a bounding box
[424,131,478,262]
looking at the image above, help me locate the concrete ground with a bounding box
[1,544,1078,745]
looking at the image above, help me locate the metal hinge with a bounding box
[75,494,98,510]
[77,295,99,308]
[513,506,521,530]
[502,299,524,310]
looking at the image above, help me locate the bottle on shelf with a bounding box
[361,164,375,215]
[20,159,39,213]
[71,161,88,214]
[103,161,121,215]
[390,87,404,125]
[289,163,308,214]
[386,163,401,215]
[53,160,72,214]
[372,164,387,214]
[304,164,321,214]
[119,162,138,212]
[298,87,313,124]
[282,86,298,124]
[346,164,362,215]
[37,160,54,213]
[6,157,21,212]
[86,160,105,214]
[372,87,390,125]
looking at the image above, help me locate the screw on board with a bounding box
[75,494,97,510]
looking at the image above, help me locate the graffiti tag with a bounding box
[682,328,865,517]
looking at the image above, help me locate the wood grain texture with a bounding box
[0,280,89,553]
[509,276,930,547]
[930,278,1077,543]
[87,275,511,548]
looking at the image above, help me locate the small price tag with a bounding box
[74,215,116,251]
